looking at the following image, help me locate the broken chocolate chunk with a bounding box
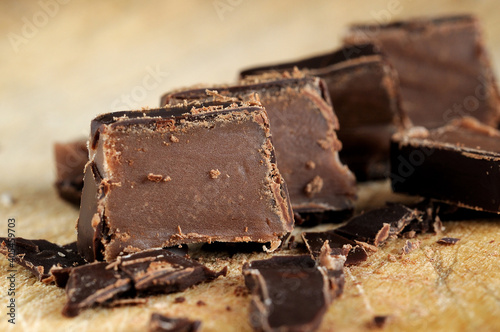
[335,204,420,246]
[243,255,344,332]
[62,248,226,317]
[161,75,356,222]
[118,249,227,295]
[149,313,201,332]
[239,44,406,180]
[401,240,420,255]
[437,237,460,245]
[54,138,88,206]
[302,231,368,266]
[62,261,133,317]
[0,238,85,282]
[344,15,500,129]
[391,117,500,214]
[78,102,293,262]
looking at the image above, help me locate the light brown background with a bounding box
[1,1,500,331]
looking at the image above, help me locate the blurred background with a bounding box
[1,0,499,189]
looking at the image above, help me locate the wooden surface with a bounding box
[1,1,500,331]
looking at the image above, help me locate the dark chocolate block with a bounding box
[149,313,201,332]
[335,204,420,246]
[302,231,368,266]
[391,117,500,213]
[78,102,293,262]
[243,255,344,332]
[161,75,356,220]
[239,44,406,180]
[0,238,85,282]
[54,139,88,206]
[63,248,227,317]
[344,15,500,129]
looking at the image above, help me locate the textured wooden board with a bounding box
[1,1,500,331]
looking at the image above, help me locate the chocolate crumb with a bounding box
[226,306,232,311]
[147,173,164,182]
[368,315,391,329]
[304,176,324,197]
[209,169,221,179]
[437,237,460,245]
[401,240,420,255]
[196,300,206,306]
[305,160,316,169]
[174,297,186,304]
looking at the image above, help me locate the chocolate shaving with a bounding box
[437,237,460,245]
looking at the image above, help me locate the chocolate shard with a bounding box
[401,240,420,255]
[243,255,344,332]
[118,249,227,295]
[302,231,368,266]
[62,261,133,317]
[437,237,460,245]
[161,74,356,224]
[239,44,406,181]
[54,139,88,206]
[0,238,85,282]
[344,15,500,129]
[335,204,420,246]
[78,102,293,262]
[62,248,227,317]
[391,117,500,214]
[149,313,201,332]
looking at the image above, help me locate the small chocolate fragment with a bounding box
[401,240,420,255]
[62,261,132,317]
[118,249,227,295]
[302,231,368,266]
[335,204,420,246]
[54,139,88,206]
[240,44,406,180]
[0,238,85,282]
[437,237,460,245]
[345,15,500,129]
[368,315,391,329]
[78,102,293,262]
[243,255,344,332]
[149,313,201,332]
[63,248,227,317]
[161,75,356,223]
[391,117,500,214]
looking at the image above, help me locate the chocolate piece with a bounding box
[302,231,368,266]
[62,261,132,317]
[243,255,344,332]
[368,315,391,329]
[149,313,201,332]
[118,249,227,295]
[63,248,226,317]
[391,117,500,213]
[239,44,406,180]
[78,102,293,261]
[345,15,500,129]
[0,238,85,282]
[54,139,88,206]
[335,204,420,246]
[437,237,460,245]
[161,75,356,220]
[401,240,420,255]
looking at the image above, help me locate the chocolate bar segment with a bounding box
[239,45,406,180]
[161,75,356,219]
[149,313,201,332]
[54,139,88,206]
[344,15,500,129]
[78,102,293,262]
[335,204,420,246]
[0,238,85,282]
[243,255,344,332]
[391,117,500,213]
